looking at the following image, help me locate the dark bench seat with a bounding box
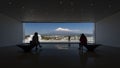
[84,44,101,51]
[16,43,35,52]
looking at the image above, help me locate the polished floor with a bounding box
[0,43,120,68]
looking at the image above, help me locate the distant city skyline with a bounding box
[23,23,94,35]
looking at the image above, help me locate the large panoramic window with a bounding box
[23,23,95,43]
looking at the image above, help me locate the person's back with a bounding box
[80,34,87,45]
[79,33,87,50]
[32,35,39,44]
[31,32,40,49]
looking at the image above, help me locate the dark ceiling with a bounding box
[0,0,120,22]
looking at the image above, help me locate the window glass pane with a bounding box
[23,23,95,43]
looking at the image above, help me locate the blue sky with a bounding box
[23,23,94,35]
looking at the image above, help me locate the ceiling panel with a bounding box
[0,0,120,22]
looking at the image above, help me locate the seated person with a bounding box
[79,33,101,51]
[17,32,41,52]
[30,32,41,50]
[79,33,87,50]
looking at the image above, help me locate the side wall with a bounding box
[0,13,23,47]
[96,12,120,47]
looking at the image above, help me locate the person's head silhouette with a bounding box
[34,32,38,36]
[81,33,85,37]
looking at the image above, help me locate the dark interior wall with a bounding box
[0,13,23,47]
[96,11,120,47]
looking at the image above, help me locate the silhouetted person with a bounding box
[31,32,41,50]
[68,36,71,42]
[79,33,87,50]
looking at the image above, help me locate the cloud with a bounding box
[56,27,72,31]
[55,27,80,32]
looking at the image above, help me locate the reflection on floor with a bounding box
[0,43,120,68]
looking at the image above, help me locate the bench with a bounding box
[84,44,101,51]
[16,43,35,52]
